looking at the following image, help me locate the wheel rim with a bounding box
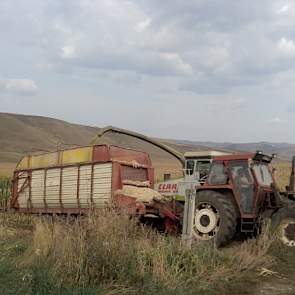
[193,202,220,240]
[280,219,295,247]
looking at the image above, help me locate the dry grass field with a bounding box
[0,162,15,178]
[273,162,292,190]
[1,211,289,295]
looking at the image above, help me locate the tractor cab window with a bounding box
[253,163,273,187]
[207,162,227,185]
[195,160,211,182]
[229,161,254,213]
[186,160,195,175]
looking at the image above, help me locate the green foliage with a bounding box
[0,177,11,210]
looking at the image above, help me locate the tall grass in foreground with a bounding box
[0,177,11,210]
[16,211,274,294]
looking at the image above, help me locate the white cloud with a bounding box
[277,4,290,14]
[0,79,37,95]
[160,53,193,76]
[134,18,151,32]
[62,45,76,59]
[278,37,295,56]
[268,117,286,124]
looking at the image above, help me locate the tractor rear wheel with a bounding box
[271,207,295,247]
[193,190,237,247]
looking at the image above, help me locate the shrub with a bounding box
[0,177,11,210]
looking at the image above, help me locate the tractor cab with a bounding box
[155,150,231,200]
[201,152,277,218]
[184,151,230,184]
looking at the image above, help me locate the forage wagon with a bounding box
[10,144,177,223]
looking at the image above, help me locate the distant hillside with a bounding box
[0,113,209,165]
[174,140,295,161]
[0,113,99,163]
[1,112,294,173]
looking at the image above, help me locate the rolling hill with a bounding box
[1,112,295,177]
[0,113,209,162]
[174,140,295,161]
[0,113,99,162]
[0,113,208,177]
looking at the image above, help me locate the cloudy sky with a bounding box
[1,0,295,142]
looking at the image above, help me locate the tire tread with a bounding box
[195,190,237,247]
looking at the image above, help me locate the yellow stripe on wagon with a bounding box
[16,146,94,170]
[31,152,59,168]
[61,147,93,165]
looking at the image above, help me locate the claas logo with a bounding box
[158,183,178,192]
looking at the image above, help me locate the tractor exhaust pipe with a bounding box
[289,156,295,192]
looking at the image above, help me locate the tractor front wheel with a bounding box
[193,190,238,247]
[271,207,295,247]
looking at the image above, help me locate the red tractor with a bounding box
[95,127,295,247]
[182,152,295,247]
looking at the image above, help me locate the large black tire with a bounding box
[193,190,238,247]
[271,207,295,247]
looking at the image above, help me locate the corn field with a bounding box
[0,177,11,210]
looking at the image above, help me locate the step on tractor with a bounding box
[96,127,295,247]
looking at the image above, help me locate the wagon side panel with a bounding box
[79,165,92,208]
[17,171,30,209]
[31,170,45,208]
[61,166,78,208]
[92,163,112,208]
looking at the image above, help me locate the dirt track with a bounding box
[247,249,295,295]
[221,266,295,295]
[257,280,294,295]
